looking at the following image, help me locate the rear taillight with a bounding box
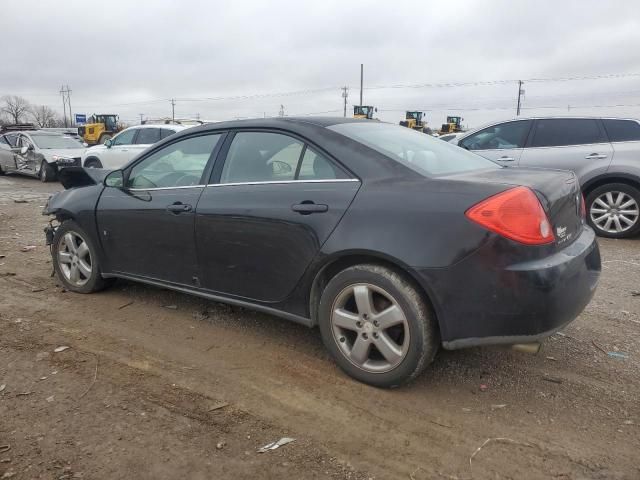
[465,186,555,245]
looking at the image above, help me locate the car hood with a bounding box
[43,148,85,159]
[57,166,112,190]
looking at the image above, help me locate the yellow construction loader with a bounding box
[353,106,376,119]
[439,116,463,134]
[78,114,122,145]
[399,111,428,132]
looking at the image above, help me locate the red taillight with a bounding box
[465,186,555,245]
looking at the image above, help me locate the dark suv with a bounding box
[453,117,640,238]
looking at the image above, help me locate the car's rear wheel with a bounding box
[84,157,103,169]
[586,183,640,238]
[318,264,438,388]
[52,220,112,293]
[39,160,56,182]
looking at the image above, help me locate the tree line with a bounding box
[0,95,68,128]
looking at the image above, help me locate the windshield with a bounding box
[328,122,499,176]
[30,134,84,149]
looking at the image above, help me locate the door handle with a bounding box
[292,202,328,215]
[497,156,515,162]
[585,153,608,159]
[166,202,192,214]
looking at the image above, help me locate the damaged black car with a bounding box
[43,117,601,387]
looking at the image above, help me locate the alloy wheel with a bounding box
[331,283,410,373]
[590,191,639,234]
[57,231,92,286]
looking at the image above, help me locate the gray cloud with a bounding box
[2,0,640,127]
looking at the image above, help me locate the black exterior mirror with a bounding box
[104,138,113,148]
[104,170,124,188]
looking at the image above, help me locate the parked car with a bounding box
[0,130,86,182]
[43,118,600,387]
[453,117,640,238]
[81,124,187,169]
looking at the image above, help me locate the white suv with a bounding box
[82,124,187,170]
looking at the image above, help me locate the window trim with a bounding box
[121,131,228,191]
[208,128,357,185]
[525,118,608,149]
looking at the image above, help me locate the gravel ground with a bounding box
[1,174,639,479]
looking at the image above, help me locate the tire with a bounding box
[0,164,5,175]
[586,183,640,238]
[98,133,112,145]
[318,264,439,388]
[39,160,56,183]
[84,157,103,169]
[52,220,112,293]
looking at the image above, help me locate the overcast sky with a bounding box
[2,0,640,128]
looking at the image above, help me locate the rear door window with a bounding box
[135,128,161,145]
[160,128,177,139]
[460,120,531,150]
[530,119,606,147]
[602,119,640,142]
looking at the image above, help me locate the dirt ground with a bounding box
[0,175,639,480]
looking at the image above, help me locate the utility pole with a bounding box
[60,85,72,127]
[139,113,144,124]
[359,64,364,106]
[171,98,176,121]
[516,80,524,116]
[341,86,349,117]
[279,104,285,117]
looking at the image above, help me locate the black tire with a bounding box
[585,183,640,238]
[318,264,439,388]
[0,164,5,175]
[39,160,56,183]
[84,157,103,169]
[52,220,113,293]
[98,133,112,145]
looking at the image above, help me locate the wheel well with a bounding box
[309,254,440,331]
[84,156,101,167]
[583,176,640,197]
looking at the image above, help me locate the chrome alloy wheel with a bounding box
[590,191,639,234]
[57,231,92,286]
[331,283,410,373]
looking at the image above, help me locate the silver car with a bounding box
[454,117,640,238]
[0,130,86,182]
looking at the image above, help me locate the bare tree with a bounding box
[30,104,58,128]
[1,95,31,124]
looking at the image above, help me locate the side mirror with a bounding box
[104,139,113,148]
[104,170,124,188]
[83,142,89,147]
[20,146,28,155]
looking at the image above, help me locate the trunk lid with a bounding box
[444,167,583,247]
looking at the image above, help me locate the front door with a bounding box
[195,131,360,302]
[458,120,532,166]
[96,132,224,285]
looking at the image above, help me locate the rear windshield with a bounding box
[328,122,499,176]
[30,134,84,149]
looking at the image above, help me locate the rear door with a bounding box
[96,132,224,285]
[458,120,532,166]
[195,130,360,302]
[129,127,162,158]
[0,135,16,171]
[518,118,613,182]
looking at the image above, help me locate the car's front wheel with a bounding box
[318,264,439,388]
[39,160,56,182]
[52,220,112,293]
[586,183,640,238]
[84,157,103,169]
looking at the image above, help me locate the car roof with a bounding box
[121,124,187,132]
[178,116,373,134]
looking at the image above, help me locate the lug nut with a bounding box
[373,320,379,327]
[362,333,368,339]
[356,321,362,328]
[362,313,369,320]
[373,332,379,339]
[339,336,345,343]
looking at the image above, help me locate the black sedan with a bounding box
[43,117,601,387]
